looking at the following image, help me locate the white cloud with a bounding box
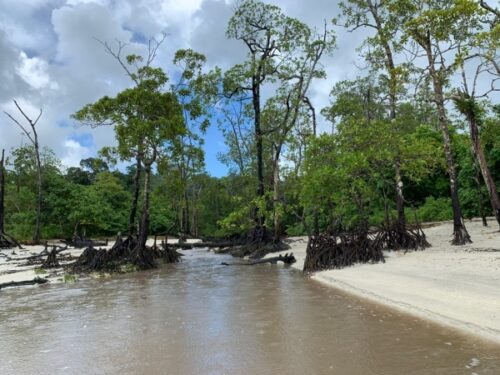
[61,139,91,167]
[17,52,59,90]
[0,0,398,173]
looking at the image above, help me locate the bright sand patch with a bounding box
[278,219,500,344]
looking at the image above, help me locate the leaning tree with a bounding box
[225,0,318,248]
[73,58,185,269]
[402,0,480,244]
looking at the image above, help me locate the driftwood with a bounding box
[181,228,290,259]
[62,237,108,249]
[172,228,290,260]
[0,277,48,290]
[9,243,69,264]
[221,253,296,266]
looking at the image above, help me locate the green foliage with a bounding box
[413,197,453,222]
[120,263,139,273]
[63,274,78,283]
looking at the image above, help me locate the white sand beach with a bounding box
[279,219,500,344]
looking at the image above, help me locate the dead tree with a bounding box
[4,101,43,243]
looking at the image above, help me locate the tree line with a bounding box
[1,0,498,256]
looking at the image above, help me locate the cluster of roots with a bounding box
[0,233,20,249]
[304,230,385,273]
[451,225,472,246]
[72,235,182,273]
[223,226,290,259]
[376,222,430,251]
[304,222,431,273]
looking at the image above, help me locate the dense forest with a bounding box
[1,0,498,258]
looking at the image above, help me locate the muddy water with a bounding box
[1,249,499,375]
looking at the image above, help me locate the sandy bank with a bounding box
[277,219,500,344]
[0,237,199,286]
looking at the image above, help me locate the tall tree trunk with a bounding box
[411,30,471,244]
[253,74,266,230]
[128,154,142,238]
[132,161,155,269]
[395,158,406,226]
[137,167,150,249]
[423,48,470,244]
[272,146,280,240]
[33,140,42,243]
[474,165,488,227]
[184,189,190,236]
[466,107,500,227]
[366,0,410,229]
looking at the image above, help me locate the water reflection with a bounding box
[0,249,498,374]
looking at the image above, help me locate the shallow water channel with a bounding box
[1,249,499,374]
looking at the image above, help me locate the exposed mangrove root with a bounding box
[149,236,183,263]
[303,231,385,273]
[72,246,108,272]
[0,233,22,250]
[224,226,291,259]
[7,243,69,265]
[451,225,473,246]
[376,222,430,252]
[41,247,60,268]
[108,235,133,259]
[130,244,156,270]
[72,234,182,273]
[0,277,48,290]
[221,253,296,266]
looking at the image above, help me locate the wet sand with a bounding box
[276,219,500,344]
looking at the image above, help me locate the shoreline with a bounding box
[0,238,198,286]
[2,219,499,345]
[275,218,500,345]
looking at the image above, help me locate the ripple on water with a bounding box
[0,249,499,375]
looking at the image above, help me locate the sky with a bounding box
[0,0,366,177]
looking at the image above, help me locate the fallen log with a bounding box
[0,233,22,250]
[0,277,48,290]
[221,253,296,266]
[9,244,69,263]
[62,238,108,248]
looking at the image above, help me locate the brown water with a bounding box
[1,249,499,375]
